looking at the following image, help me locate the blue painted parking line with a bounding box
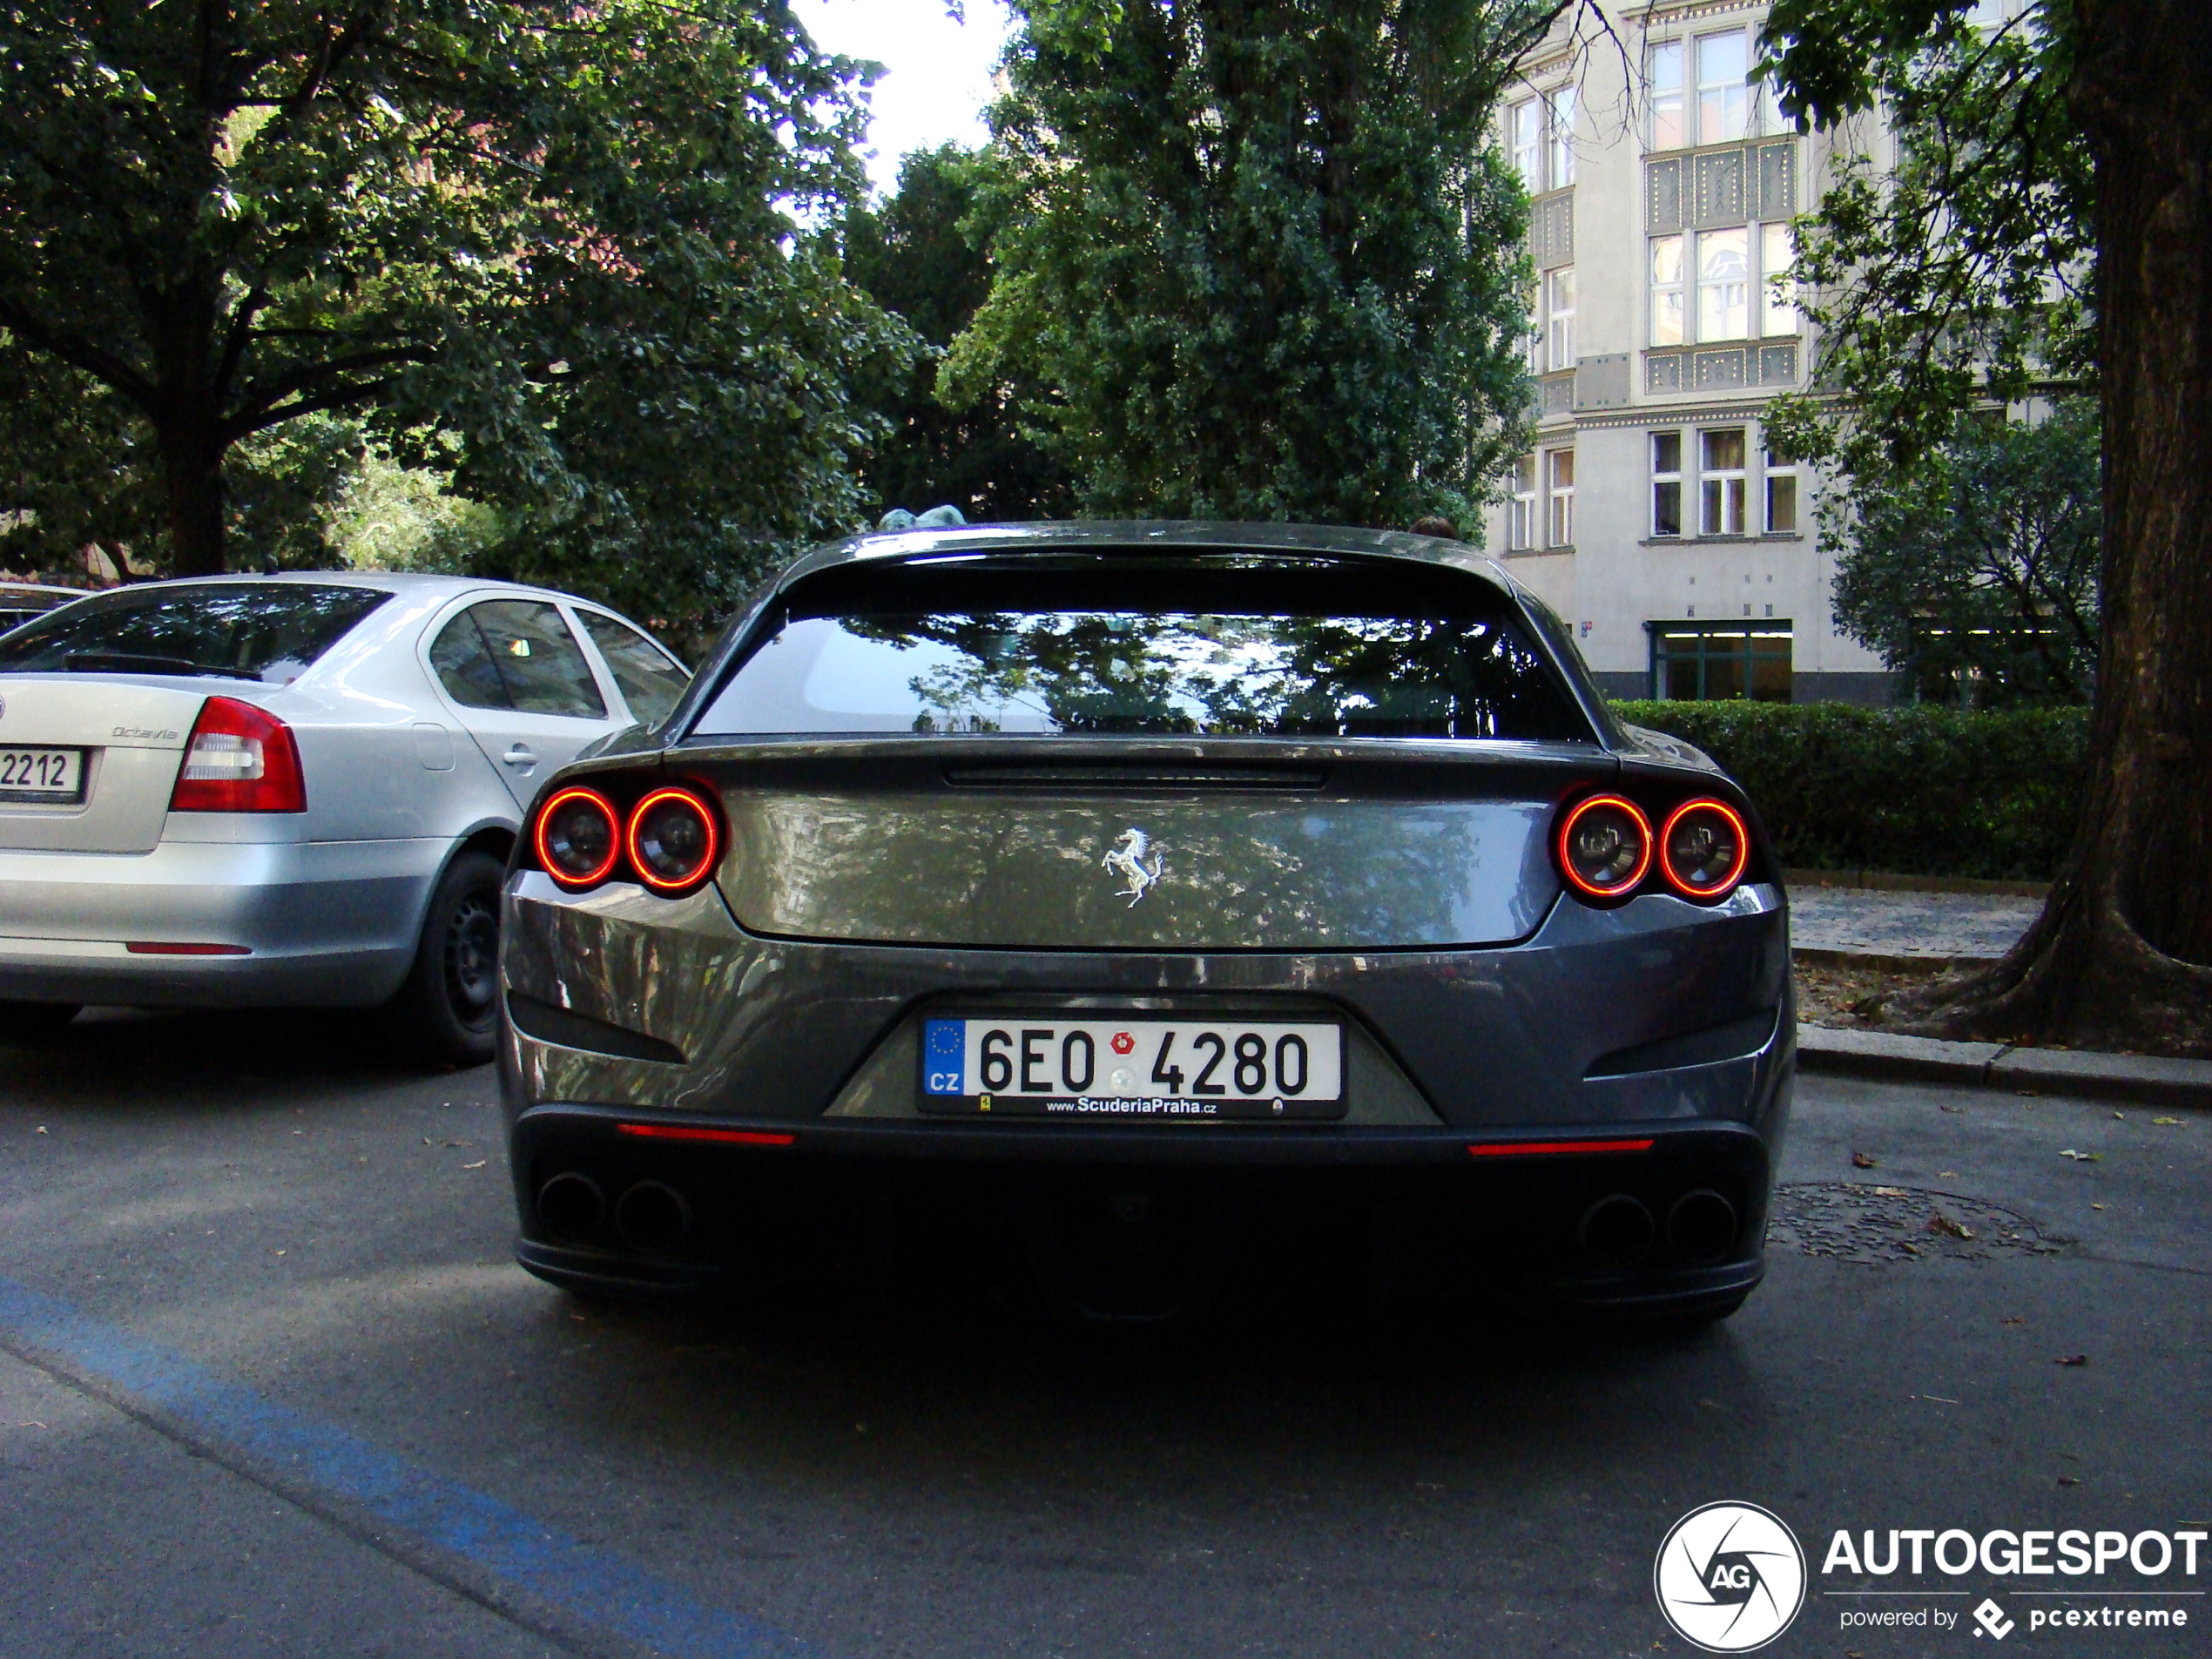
[0,1275,813,1659]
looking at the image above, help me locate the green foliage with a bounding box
[1614,698,2089,880]
[845,145,1075,524]
[0,339,161,577]
[1757,1,2093,482]
[939,0,1558,530]
[0,0,914,594]
[325,447,504,577]
[1830,401,2100,705]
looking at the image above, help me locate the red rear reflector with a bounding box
[125,941,252,955]
[615,1123,794,1146]
[170,697,306,813]
[1467,1138,1655,1157]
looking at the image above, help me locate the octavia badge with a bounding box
[1103,827,1165,907]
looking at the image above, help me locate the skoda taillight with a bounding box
[169,697,306,813]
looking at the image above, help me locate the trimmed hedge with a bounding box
[1610,700,2090,881]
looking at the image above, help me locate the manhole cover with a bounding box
[1767,1182,2071,1264]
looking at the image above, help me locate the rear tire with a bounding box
[391,850,505,1068]
[0,1001,81,1042]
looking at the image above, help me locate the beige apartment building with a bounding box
[1480,1,1899,704]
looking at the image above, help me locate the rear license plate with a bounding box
[0,746,84,803]
[919,1016,1345,1121]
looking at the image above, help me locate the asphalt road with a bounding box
[1,1011,2205,1659]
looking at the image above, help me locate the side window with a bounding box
[437,600,606,718]
[429,611,509,709]
[578,610,691,726]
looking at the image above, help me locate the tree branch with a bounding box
[0,299,158,408]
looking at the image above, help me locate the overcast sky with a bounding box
[789,0,1016,196]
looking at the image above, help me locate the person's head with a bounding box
[1409,516,1460,541]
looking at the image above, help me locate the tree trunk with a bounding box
[1898,0,2212,1055]
[158,422,226,577]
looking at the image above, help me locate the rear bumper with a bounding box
[0,838,447,1008]
[507,1105,1772,1314]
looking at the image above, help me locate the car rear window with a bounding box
[0,583,391,684]
[691,556,1591,742]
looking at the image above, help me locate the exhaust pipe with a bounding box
[1666,1190,1738,1263]
[1578,1194,1656,1267]
[616,1180,692,1253]
[537,1172,606,1244]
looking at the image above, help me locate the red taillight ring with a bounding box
[625,786,721,894]
[1555,793,1655,900]
[1659,798,1751,900]
[534,786,622,889]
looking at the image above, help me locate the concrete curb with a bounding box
[1785,868,2050,899]
[1797,1023,2212,1109]
[1792,946,1993,974]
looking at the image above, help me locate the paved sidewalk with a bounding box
[1790,885,2040,961]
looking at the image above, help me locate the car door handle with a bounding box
[502,744,536,767]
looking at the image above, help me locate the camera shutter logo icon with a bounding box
[1653,1501,1807,1652]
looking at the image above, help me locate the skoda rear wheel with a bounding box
[394,850,505,1067]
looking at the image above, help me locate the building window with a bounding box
[1651,431,1683,537]
[1762,223,1797,336]
[1511,98,1541,192]
[1696,30,1749,145]
[1548,86,1577,188]
[1649,234,1685,347]
[1652,624,1794,701]
[1649,41,1684,151]
[1700,428,1748,535]
[1546,266,1577,371]
[1548,448,1575,547]
[1764,450,1798,534]
[1697,226,1749,341]
[1509,455,1536,550]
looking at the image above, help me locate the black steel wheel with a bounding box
[391,849,507,1067]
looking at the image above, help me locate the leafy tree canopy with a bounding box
[0,0,915,623]
[844,145,1075,526]
[1757,0,2094,482]
[1831,401,2101,706]
[939,0,1563,531]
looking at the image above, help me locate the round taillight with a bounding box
[626,786,721,893]
[1556,794,1654,901]
[1661,799,1750,900]
[535,787,620,888]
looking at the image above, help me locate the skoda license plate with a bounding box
[0,746,83,803]
[919,1016,1345,1121]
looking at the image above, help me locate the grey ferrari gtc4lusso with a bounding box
[498,523,1792,1321]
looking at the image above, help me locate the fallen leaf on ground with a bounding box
[2002,1315,2026,1325]
[462,1159,487,1170]
[2055,1354,2088,1366]
[33,1126,46,1135]
[2151,1116,2182,1126]
[2092,1203,2105,1211]
[2058,1475,2080,1487]
[2060,1149,2101,1161]
[1925,1213,1973,1240]
[1852,1151,1878,1169]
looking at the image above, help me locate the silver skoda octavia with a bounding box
[0,573,689,1061]
[499,524,1792,1319]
